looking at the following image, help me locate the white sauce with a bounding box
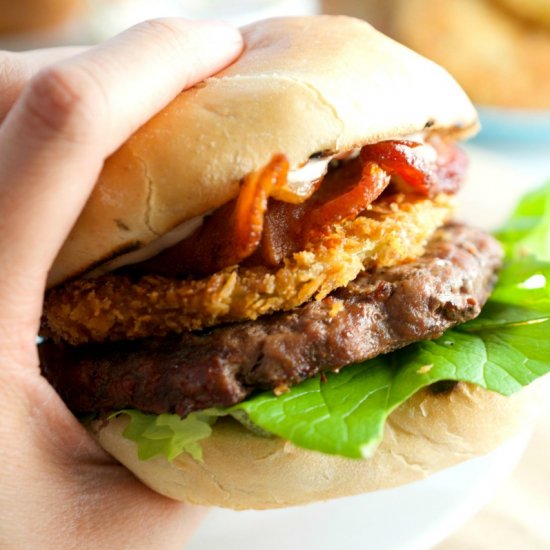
[413,143,438,164]
[88,215,205,277]
[286,156,332,191]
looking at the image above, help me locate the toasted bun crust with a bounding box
[48,15,478,287]
[392,0,550,108]
[95,382,543,510]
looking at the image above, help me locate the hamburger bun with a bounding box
[94,382,544,509]
[48,15,477,288]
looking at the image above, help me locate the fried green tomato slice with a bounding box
[42,194,453,344]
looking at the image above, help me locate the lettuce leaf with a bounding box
[230,312,550,458]
[113,410,219,461]
[118,181,550,461]
[495,180,550,261]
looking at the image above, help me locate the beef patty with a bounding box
[39,224,502,418]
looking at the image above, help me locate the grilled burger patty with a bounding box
[39,224,502,418]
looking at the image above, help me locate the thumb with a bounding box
[0,19,242,356]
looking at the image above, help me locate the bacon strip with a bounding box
[302,162,389,240]
[360,138,466,196]
[132,139,465,278]
[220,154,289,268]
[360,140,436,194]
[429,135,468,194]
[247,156,390,267]
[135,156,289,277]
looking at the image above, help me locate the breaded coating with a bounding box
[42,195,453,344]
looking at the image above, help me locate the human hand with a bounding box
[0,19,242,549]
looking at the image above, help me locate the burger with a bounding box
[39,16,550,509]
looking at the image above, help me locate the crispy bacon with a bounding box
[251,200,306,267]
[360,140,435,194]
[135,156,289,277]
[302,162,389,240]
[429,135,468,194]
[131,139,465,278]
[245,156,389,267]
[220,154,289,267]
[360,138,466,196]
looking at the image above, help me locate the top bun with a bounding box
[48,15,478,287]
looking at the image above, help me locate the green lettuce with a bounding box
[495,180,550,261]
[113,409,219,461]
[118,181,550,461]
[229,317,550,458]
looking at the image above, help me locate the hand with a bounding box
[0,20,242,549]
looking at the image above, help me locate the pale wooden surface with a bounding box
[437,405,550,549]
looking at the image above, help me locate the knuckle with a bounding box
[23,64,106,142]
[0,51,20,95]
[132,18,187,48]
[0,50,15,78]
[132,18,201,87]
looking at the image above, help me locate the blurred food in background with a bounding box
[0,0,91,50]
[0,0,319,49]
[321,0,398,31]
[86,0,319,40]
[323,0,550,110]
[389,0,550,109]
[0,0,83,34]
[497,0,550,28]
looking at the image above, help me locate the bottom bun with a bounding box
[94,382,544,510]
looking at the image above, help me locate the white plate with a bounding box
[458,143,550,231]
[187,431,532,550]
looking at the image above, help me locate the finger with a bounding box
[0,47,87,121]
[0,19,242,322]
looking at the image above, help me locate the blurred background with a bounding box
[2,0,549,142]
[0,0,320,49]
[324,0,550,143]
[1,1,548,548]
